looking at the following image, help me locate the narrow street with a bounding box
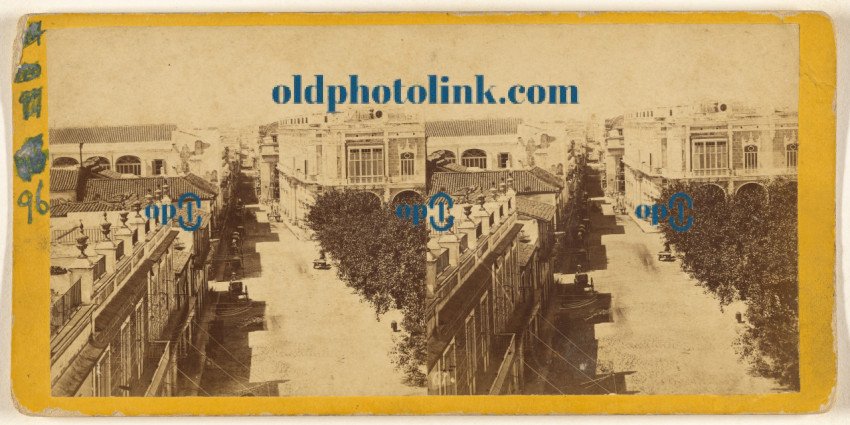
[570,169,779,394]
[200,176,424,396]
[245,211,422,396]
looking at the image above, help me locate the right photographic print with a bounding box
[422,24,800,396]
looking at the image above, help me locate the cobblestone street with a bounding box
[201,191,423,396]
[576,172,780,394]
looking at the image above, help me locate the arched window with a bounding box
[743,145,758,169]
[786,143,798,168]
[85,156,111,170]
[52,157,79,167]
[115,155,142,175]
[461,149,487,169]
[400,152,415,176]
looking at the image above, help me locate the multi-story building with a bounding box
[602,115,625,194]
[621,102,799,209]
[49,124,225,186]
[257,123,280,202]
[424,180,558,395]
[425,118,582,177]
[268,109,427,227]
[49,198,212,397]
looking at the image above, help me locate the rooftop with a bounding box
[50,168,80,192]
[50,201,127,218]
[82,174,218,203]
[516,197,556,222]
[425,118,522,138]
[429,167,563,197]
[49,124,178,145]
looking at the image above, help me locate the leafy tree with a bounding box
[657,179,799,390]
[306,189,428,386]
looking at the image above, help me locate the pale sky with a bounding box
[46,24,799,128]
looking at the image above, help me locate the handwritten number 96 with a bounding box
[18,179,48,224]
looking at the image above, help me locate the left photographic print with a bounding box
[46,26,429,397]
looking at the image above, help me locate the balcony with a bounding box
[347,175,386,185]
[732,167,798,177]
[141,341,172,396]
[52,227,113,244]
[660,167,797,180]
[487,334,517,395]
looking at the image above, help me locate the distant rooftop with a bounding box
[49,124,178,145]
[50,201,126,218]
[517,197,556,222]
[82,174,218,203]
[429,166,563,197]
[50,168,80,192]
[425,118,522,138]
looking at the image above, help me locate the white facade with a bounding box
[621,102,799,209]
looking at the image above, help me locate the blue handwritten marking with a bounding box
[14,134,47,182]
[22,21,44,48]
[15,63,41,83]
[17,179,49,224]
[19,87,42,120]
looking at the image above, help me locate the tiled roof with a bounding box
[173,250,192,272]
[93,169,123,179]
[605,115,624,130]
[437,162,468,172]
[528,166,565,189]
[517,197,556,222]
[82,174,218,203]
[425,118,522,137]
[50,201,126,217]
[183,173,220,195]
[517,243,536,268]
[50,168,80,192]
[429,169,561,196]
[49,124,177,145]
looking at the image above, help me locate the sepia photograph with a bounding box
[43,23,800,398]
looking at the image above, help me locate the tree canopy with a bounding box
[657,179,799,390]
[306,189,428,386]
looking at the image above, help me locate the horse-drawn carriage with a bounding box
[571,248,589,271]
[573,272,595,293]
[657,242,676,262]
[228,280,249,301]
[313,250,331,270]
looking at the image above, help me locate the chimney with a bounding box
[131,200,149,241]
[438,232,460,267]
[456,205,478,251]
[472,195,491,235]
[68,234,96,304]
[114,211,135,249]
[93,212,119,274]
[425,250,437,298]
